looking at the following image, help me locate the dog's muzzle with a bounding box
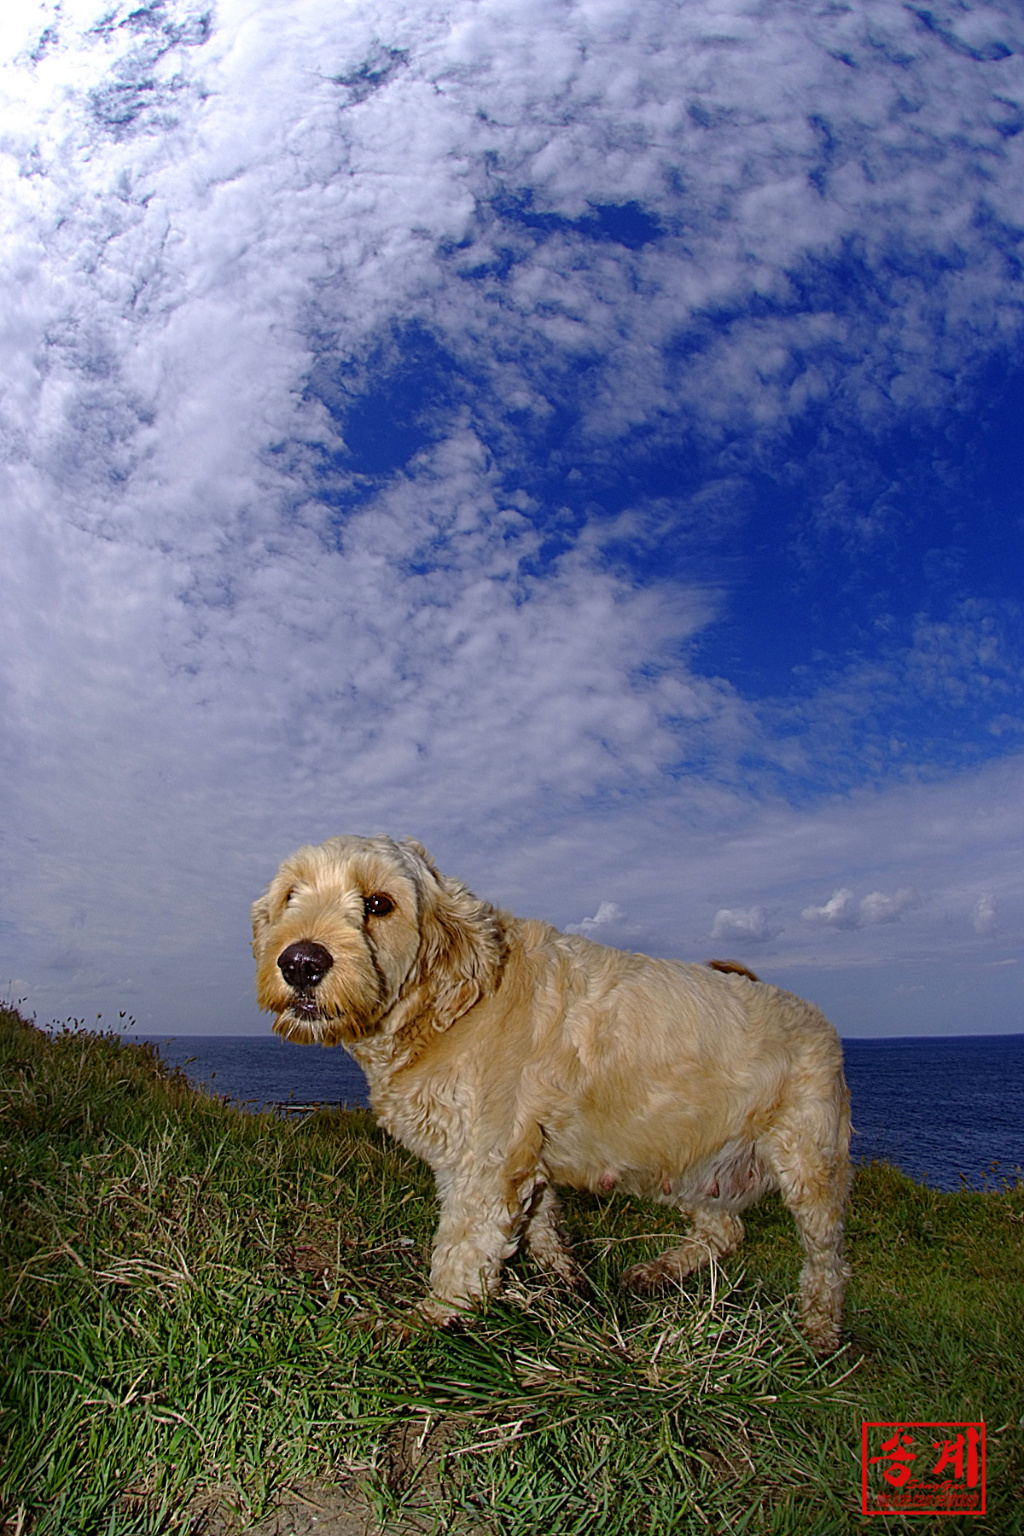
[277,939,334,993]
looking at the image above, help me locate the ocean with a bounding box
[134,1031,1024,1194]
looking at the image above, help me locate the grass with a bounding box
[1,1003,1022,1534]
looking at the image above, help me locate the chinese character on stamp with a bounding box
[862,1422,985,1516]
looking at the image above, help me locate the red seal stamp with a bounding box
[862,1422,985,1516]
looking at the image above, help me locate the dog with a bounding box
[252,834,851,1352]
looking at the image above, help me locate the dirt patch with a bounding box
[191,1417,483,1535]
[192,1480,378,1535]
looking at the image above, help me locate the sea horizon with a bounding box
[122,1029,1024,1195]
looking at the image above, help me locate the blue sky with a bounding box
[1,0,1023,1037]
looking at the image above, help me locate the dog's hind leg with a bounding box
[523,1184,585,1289]
[621,1206,746,1294]
[621,1143,770,1293]
[762,1091,851,1355]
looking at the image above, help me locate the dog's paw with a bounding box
[801,1322,843,1358]
[620,1257,688,1294]
[412,1295,474,1329]
[531,1252,589,1294]
[621,1260,664,1294]
[622,1236,720,1293]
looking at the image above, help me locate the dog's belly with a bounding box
[538,1103,767,1206]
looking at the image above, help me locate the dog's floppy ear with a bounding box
[400,840,506,1030]
[250,892,271,956]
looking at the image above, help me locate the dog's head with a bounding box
[251,834,505,1046]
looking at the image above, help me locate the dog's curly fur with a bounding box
[252,834,851,1352]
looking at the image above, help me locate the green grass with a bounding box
[1,1004,1021,1534]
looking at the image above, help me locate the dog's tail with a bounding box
[706,958,760,983]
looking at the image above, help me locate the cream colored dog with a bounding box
[252,834,851,1352]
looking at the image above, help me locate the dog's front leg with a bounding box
[419,1165,542,1326]
[523,1183,585,1290]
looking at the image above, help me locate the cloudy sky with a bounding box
[2,0,1023,1038]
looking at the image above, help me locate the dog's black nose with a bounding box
[277,940,334,990]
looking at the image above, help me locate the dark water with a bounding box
[135,1031,1024,1193]
[841,1034,1023,1191]
[135,1032,369,1113]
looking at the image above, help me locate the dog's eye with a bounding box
[364,893,395,918]
[283,887,297,906]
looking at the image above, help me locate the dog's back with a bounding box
[493,923,846,1191]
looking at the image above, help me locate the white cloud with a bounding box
[0,0,1023,1039]
[710,906,780,946]
[859,888,920,926]
[566,901,628,937]
[6,0,1024,527]
[802,887,919,929]
[801,889,860,929]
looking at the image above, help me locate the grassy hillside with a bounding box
[1,1005,1021,1534]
